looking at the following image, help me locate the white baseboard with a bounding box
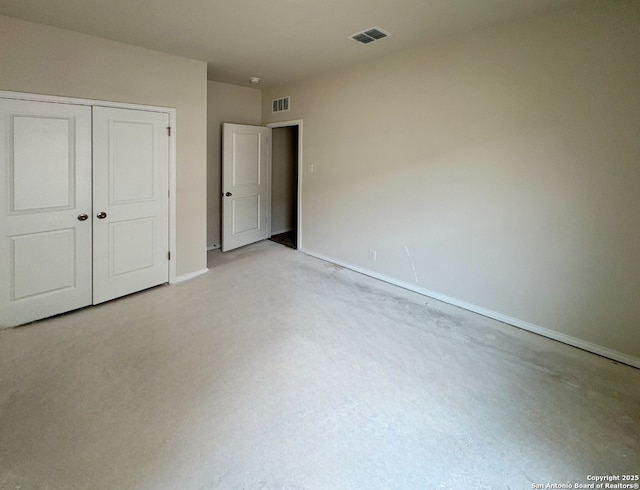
[301,248,640,369]
[172,268,208,284]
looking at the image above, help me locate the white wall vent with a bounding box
[349,27,391,45]
[272,96,290,113]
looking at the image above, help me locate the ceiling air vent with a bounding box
[272,96,290,113]
[349,27,391,45]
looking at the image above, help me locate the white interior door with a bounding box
[92,107,169,304]
[222,123,271,252]
[0,98,92,327]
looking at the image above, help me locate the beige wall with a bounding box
[271,127,298,235]
[0,15,207,277]
[207,81,261,248]
[263,2,640,362]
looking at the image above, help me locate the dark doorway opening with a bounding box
[269,125,299,249]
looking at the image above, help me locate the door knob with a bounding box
[225,192,232,196]
[96,212,107,219]
[77,214,88,221]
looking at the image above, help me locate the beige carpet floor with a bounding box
[1,240,639,489]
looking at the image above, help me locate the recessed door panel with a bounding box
[0,98,92,327]
[109,218,154,276]
[233,132,260,187]
[11,229,76,299]
[232,196,260,234]
[12,116,73,212]
[110,121,154,203]
[92,107,169,304]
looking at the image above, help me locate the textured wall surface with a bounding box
[262,2,640,361]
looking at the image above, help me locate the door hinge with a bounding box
[167,127,171,136]
[168,251,171,260]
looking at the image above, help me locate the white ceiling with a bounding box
[0,0,576,88]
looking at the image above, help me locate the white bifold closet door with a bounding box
[92,107,169,304]
[0,99,169,327]
[0,99,93,326]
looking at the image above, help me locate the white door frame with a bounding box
[266,119,303,250]
[0,90,178,284]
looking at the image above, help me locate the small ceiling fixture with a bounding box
[249,77,260,84]
[349,27,391,45]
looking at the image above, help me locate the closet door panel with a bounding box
[92,107,169,304]
[0,99,92,327]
